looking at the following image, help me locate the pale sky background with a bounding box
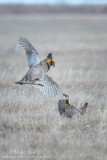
[0,0,107,5]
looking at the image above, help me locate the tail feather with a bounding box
[15,79,34,85]
[79,103,88,115]
[15,80,24,85]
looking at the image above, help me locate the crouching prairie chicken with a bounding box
[58,94,88,118]
[15,37,61,97]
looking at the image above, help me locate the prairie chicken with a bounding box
[15,37,61,97]
[58,94,88,118]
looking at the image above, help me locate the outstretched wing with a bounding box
[34,75,61,98]
[19,37,40,67]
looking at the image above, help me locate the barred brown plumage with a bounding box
[58,94,88,118]
[15,37,61,97]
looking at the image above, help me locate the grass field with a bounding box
[0,14,107,160]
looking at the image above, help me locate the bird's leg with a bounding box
[33,82,44,87]
[37,84,44,87]
[32,79,44,87]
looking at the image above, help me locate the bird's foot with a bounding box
[33,81,44,87]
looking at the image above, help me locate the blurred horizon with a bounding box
[0,0,107,14]
[0,0,107,5]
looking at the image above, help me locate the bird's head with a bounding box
[46,53,55,67]
[63,93,69,104]
[46,59,55,67]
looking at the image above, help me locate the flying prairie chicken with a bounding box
[58,94,88,118]
[15,37,61,97]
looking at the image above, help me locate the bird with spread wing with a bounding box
[58,94,88,118]
[15,37,61,97]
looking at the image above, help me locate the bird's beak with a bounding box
[53,61,55,67]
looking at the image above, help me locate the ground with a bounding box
[0,14,107,160]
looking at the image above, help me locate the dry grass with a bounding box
[0,14,107,160]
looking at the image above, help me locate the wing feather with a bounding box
[33,75,61,98]
[19,36,40,67]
